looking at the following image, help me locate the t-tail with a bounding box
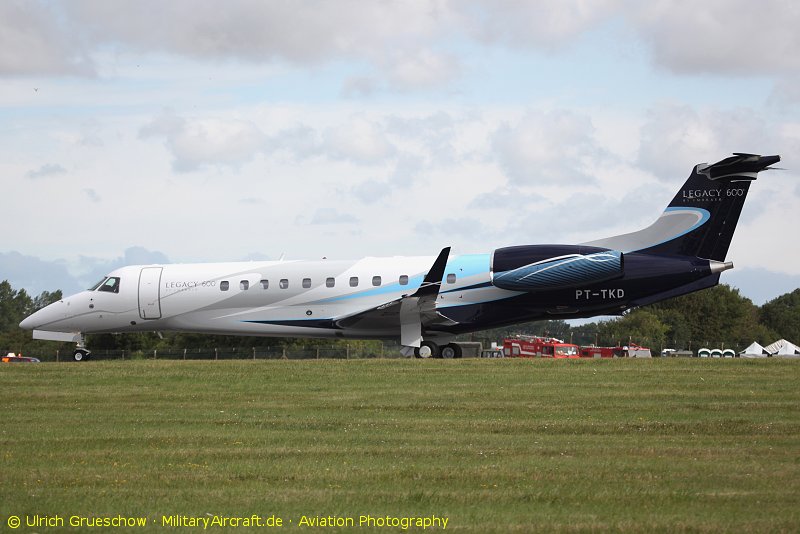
[583,153,780,261]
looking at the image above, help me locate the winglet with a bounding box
[412,247,451,298]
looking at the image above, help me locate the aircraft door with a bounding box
[138,267,163,319]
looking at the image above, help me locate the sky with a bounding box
[1,0,799,304]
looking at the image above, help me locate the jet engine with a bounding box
[491,245,624,291]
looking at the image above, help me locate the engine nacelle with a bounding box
[491,245,624,292]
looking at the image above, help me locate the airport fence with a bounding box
[29,343,411,362]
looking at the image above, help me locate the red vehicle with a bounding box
[2,352,40,363]
[503,335,580,358]
[579,343,652,358]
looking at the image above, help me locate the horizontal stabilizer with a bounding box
[698,153,780,180]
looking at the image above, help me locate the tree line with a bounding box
[1,280,798,357]
[470,285,800,352]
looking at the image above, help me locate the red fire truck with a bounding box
[503,335,580,358]
[579,343,652,358]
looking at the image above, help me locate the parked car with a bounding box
[1,352,40,363]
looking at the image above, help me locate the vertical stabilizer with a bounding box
[583,154,780,260]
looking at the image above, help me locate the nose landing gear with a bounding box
[72,334,91,361]
[73,348,91,362]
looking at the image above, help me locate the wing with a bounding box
[333,247,457,347]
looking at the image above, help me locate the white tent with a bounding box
[764,339,800,358]
[740,341,768,358]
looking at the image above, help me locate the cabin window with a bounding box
[240,280,249,290]
[446,273,456,284]
[349,276,359,287]
[399,275,408,285]
[372,276,381,287]
[260,279,269,289]
[220,281,229,291]
[326,277,335,288]
[279,279,289,289]
[302,278,311,288]
[98,277,120,294]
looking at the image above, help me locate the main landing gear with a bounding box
[414,342,462,359]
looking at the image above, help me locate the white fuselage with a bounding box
[21,253,510,342]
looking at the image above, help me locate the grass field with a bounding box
[1,359,799,533]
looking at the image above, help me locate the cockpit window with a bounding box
[89,277,107,291]
[97,277,120,294]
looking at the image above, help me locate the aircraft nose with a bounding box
[19,313,36,330]
[19,301,66,330]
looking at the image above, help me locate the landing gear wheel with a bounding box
[414,341,440,359]
[73,349,91,362]
[441,343,463,359]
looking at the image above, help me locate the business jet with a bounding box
[20,153,780,360]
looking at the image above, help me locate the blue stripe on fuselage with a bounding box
[316,254,491,303]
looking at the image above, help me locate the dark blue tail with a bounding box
[583,154,780,261]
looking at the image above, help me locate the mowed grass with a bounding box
[1,359,799,533]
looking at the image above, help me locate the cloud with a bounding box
[458,172,673,248]
[351,179,391,204]
[309,208,359,225]
[0,2,92,76]
[120,246,169,265]
[0,251,81,296]
[388,154,426,188]
[323,117,396,164]
[414,216,493,242]
[385,112,459,167]
[26,163,67,179]
[5,0,800,96]
[67,1,444,63]
[139,111,265,172]
[492,110,602,185]
[637,104,778,181]
[347,49,462,94]
[462,0,619,49]
[269,125,322,161]
[629,0,800,76]
[342,77,379,98]
[769,76,800,108]
[467,187,546,210]
[83,188,101,203]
